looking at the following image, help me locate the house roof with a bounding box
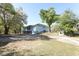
[24,23,48,30]
[34,23,48,27]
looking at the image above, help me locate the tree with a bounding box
[0,18,3,33]
[0,3,27,34]
[39,8,58,32]
[59,10,79,36]
[0,3,15,34]
[10,8,27,34]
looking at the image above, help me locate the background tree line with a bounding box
[0,3,79,36]
[40,8,79,36]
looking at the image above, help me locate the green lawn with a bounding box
[0,39,79,56]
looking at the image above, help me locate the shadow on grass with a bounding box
[39,35,53,40]
[0,33,53,47]
[73,34,79,37]
[0,35,14,47]
[31,33,54,40]
[0,42,10,47]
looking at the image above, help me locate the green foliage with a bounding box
[39,8,58,32]
[10,10,27,34]
[59,10,79,36]
[0,3,27,34]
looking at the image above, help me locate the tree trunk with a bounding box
[19,25,23,34]
[48,25,51,32]
[14,30,17,34]
[3,11,9,34]
[19,27,21,34]
[4,25,9,34]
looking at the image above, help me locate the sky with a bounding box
[12,3,79,25]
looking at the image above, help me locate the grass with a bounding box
[0,32,79,56]
[0,39,79,56]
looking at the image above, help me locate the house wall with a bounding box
[32,25,48,34]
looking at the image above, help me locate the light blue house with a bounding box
[32,24,49,34]
[23,24,49,34]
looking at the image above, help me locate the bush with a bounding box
[64,30,74,36]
